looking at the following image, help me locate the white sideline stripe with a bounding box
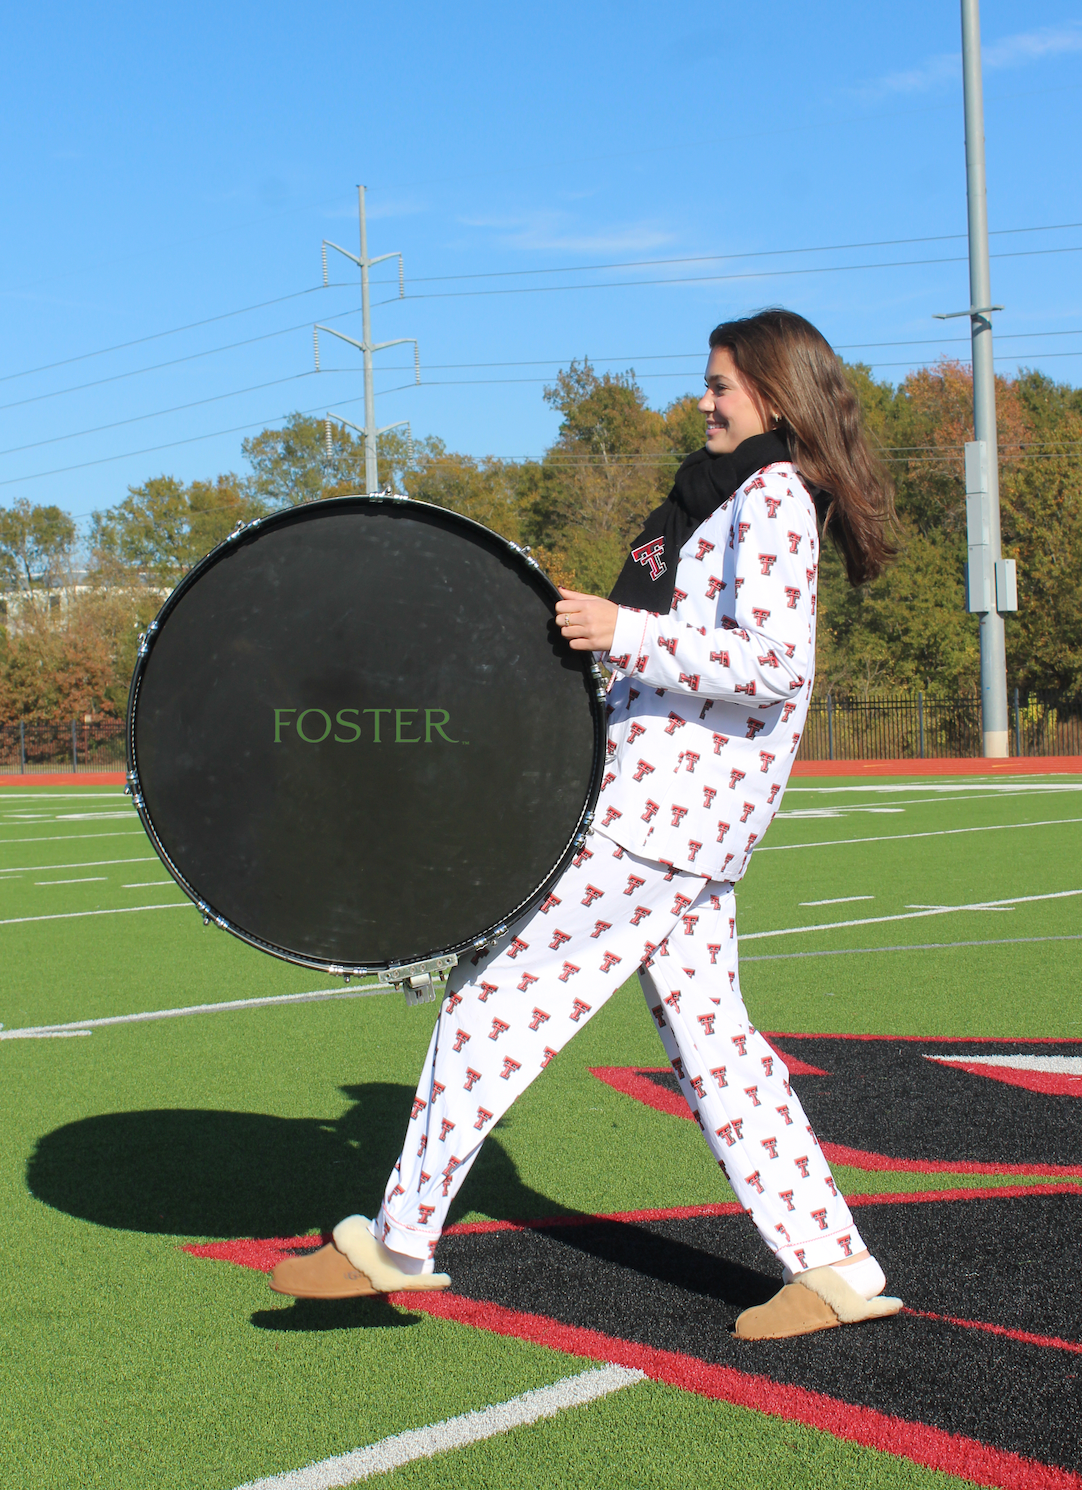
[233,1365,645,1490]
[0,857,156,874]
[759,816,1082,853]
[6,931,1080,1040]
[0,982,397,1039]
[925,1053,1082,1074]
[740,888,1082,942]
[786,782,1082,795]
[36,876,107,885]
[1,1030,92,1040]
[800,895,874,906]
[0,901,188,928]
[743,933,1082,962]
[0,792,127,798]
[0,831,144,844]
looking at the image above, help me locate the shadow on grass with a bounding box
[251,1296,423,1333]
[25,1078,779,1329]
[24,1080,581,1239]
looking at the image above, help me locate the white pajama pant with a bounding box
[377,833,867,1278]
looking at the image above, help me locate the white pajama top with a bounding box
[599,459,818,882]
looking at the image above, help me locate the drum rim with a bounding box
[126,492,608,976]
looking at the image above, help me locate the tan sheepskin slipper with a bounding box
[269,1217,451,1299]
[332,1215,452,1293]
[734,1266,902,1341]
[268,1241,382,1299]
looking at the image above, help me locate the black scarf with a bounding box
[608,431,791,614]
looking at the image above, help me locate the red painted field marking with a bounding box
[789,756,1082,778]
[902,1307,1082,1355]
[394,1291,1082,1490]
[183,1184,1081,1272]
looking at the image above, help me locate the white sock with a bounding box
[783,1255,886,1300]
[368,1215,435,1275]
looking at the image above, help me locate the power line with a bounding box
[0,374,315,458]
[7,376,1082,490]
[65,442,1082,529]
[0,285,353,386]
[13,241,1078,418]
[0,397,369,488]
[0,306,359,415]
[10,332,1080,463]
[4,219,1079,389]
[373,220,1082,288]
[391,243,1082,304]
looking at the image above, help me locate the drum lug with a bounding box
[383,954,459,1007]
[137,621,158,658]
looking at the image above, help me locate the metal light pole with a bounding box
[936,0,1016,757]
[315,185,420,494]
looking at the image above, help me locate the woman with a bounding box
[271,308,901,1342]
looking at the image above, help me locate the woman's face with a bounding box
[698,345,769,454]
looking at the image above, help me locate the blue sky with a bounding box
[2,0,1080,524]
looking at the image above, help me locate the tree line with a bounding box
[1,356,1080,722]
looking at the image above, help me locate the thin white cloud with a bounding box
[459,209,675,254]
[856,20,1082,100]
[984,20,1082,68]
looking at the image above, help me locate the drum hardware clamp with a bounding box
[136,622,159,658]
[507,541,541,573]
[382,954,459,1007]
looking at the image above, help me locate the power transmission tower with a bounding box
[314,184,420,493]
[935,0,1017,757]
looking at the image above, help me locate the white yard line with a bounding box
[0,831,144,844]
[740,889,1082,943]
[35,876,108,885]
[785,782,1082,796]
[800,896,874,906]
[758,816,1082,853]
[0,901,188,928]
[0,982,398,1039]
[925,1053,1082,1073]
[0,857,156,874]
[233,1365,645,1490]
[743,933,1082,962]
[7,923,1080,1041]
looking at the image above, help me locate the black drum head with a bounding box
[128,498,605,971]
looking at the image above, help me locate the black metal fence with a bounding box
[798,689,1082,762]
[1,689,1079,771]
[0,717,127,774]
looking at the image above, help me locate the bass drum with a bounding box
[127,495,606,974]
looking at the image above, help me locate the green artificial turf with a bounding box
[380,1377,981,1490]
[1,777,1080,1489]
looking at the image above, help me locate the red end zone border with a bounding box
[185,1185,1082,1490]
[790,756,1082,777]
[0,772,126,786]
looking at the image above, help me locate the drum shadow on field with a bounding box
[24,1080,581,1243]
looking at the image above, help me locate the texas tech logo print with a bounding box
[630,537,667,580]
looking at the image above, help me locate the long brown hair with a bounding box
[709,308,896,585]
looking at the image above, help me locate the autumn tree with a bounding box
[519,361,678,595]
[242,413,412,506]
[0,499,77,600]
[91,473,263,585]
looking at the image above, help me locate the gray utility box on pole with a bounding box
[965,439,1017,616]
